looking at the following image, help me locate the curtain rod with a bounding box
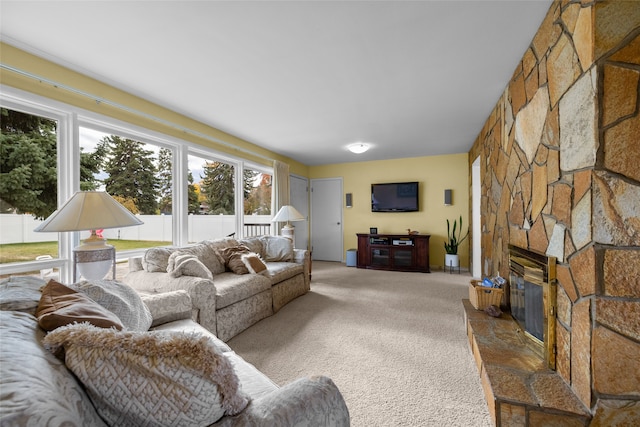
[1,63,275,163]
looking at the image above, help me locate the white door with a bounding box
[290,175,309,250]
[311,178,343,261]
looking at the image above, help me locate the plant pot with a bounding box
[445,254,459,268]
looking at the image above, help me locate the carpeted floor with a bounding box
[228,261,492,426]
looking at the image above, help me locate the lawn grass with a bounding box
[0,240,171,264]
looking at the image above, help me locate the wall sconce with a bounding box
[346,193,353,208]
[444,189,453,206]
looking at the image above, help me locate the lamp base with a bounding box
[281,224,295,242]
[74,240,115,282]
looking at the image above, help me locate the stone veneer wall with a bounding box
[468,0,639,423]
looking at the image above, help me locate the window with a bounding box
[0,87,274,280]
[242,167,272,237]
[187,153,237,241]
[79,126,173,251]
[0,107,61,279]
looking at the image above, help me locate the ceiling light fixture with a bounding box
[347,142,371,154]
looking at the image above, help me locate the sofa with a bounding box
[0,276,350,426]
[123,235,310,342]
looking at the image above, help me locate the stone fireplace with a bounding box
[508,244,556,370]
[467,1,639,425]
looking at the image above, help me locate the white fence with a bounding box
[0,214,272,245]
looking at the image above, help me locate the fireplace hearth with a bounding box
[508,244,557,370]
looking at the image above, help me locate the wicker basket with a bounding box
[469,280,504,310]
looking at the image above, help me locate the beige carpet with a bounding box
[228,262,492,426]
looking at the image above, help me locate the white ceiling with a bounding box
[1,0,551,166]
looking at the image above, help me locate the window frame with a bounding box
[0,85,274,282]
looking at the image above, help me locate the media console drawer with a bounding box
[356,233,430,273]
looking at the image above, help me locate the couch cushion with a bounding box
[260,235,294,262]
[214,272,271,309]
[36,280,124,331]
[237,237,265,258]
[43,323,250,426]
[0,276,45,315]
[225,351,279,400]
[266,262,304,284]
[201,237,240,274]
[141,247,173,272]
[167,251,214,280]
[68,279,153,332]
[0,311,108,426]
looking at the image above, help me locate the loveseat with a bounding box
[0,276,350,426]
[123,235,310,342]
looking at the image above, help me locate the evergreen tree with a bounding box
[187,171,201,214]
[101,135,159,214]
[79,144,107,191]
[244,173,272,215]
[157,148,172,214]
[0,108,57,218]
[200,161,235,214]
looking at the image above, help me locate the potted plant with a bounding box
[444,215,469,268]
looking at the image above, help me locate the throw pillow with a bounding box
[237,238,265,258]
[0,276,46,315]
[182,243,225,276]
[216,245,252,274]
[141,247,173,272]
[202,237,240,274]
[260,235,294,262]
[167,251,214,280]
[36,280,124,332]
[241,253,268,275]
[69,280,152,332]
[43,323,250,426]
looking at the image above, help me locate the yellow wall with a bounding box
[0,42,309,176]
[2,43,472,269]
[309,153,470,269]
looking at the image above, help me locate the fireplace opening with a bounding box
[508,245,557,370]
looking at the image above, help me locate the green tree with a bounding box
[200,161,235,214]
[187,171,201,214]
[101,135,159,214]
[244,173,271,215]
[79,144,107,191]
[0,108,57,219]
[157,148,172,214]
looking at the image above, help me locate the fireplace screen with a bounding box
[510,273,544,341]
[508,245,557,370]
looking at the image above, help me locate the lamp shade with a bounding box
[34,191,143,233]
[272,205,305,224]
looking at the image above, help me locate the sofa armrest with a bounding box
[128,256,143,272]
[140,290,192,327]
[293,249,311,289]
[123,270,217,334]
[213,376,349,427]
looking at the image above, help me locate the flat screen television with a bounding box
[371,182,419,212]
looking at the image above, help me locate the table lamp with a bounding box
[34,191,143,281]
[272,205,305,242]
